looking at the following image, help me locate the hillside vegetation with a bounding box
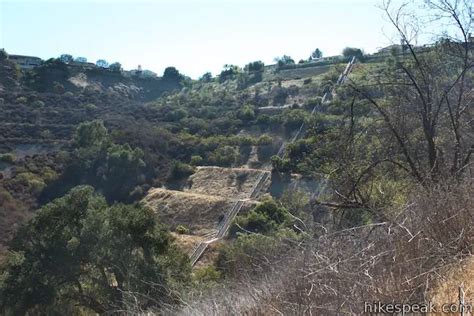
[1,1,473,314]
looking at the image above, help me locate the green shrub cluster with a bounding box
[229,198,292,237]
[0,153,15,164]
[0,186,191,314]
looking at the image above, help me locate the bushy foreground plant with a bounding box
[0,186,191,314]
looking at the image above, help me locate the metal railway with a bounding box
[190,57,356,266]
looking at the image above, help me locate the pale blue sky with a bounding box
[1,0,430,78]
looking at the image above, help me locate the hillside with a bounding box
[1,10,473,313]
[142,166,266,261]
[0,50,336,259]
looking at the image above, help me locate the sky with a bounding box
[0,0,431,78]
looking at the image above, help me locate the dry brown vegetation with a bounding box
[1,0,472,313]
[153,180,473,315]
[186,166,271,199]
[143,188,258,233]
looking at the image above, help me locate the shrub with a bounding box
[15,96,27,104]
[229,199,290,238]
[0,186,191,314]
[193,266,222,284]
[283,109,309,129]
[342,47,365,61]
[53,81,65,94]
[40,167,58,184]
[39,129,52,139]
[199,72,213,82]
[309,113,341,133]
[181,117,210,134]
[175,225,189,234]
[29,179,47,195]
[85,103,97,111]
[108,62,122,72]
[236,136,254,146]
[74,120,108,148]
[170,161,194,180]
[271,156,291,173]
[13,172,47,195]
[165,108,187,122]
[237,73,250,89]
[32,100,45,108]
[272,87,289,106]
[0,187,13,203]
[274,55,295,68]
[245,61,264,73]
[253,199,290,225]
[219,65,241,83]
[0,153,15,163]
[0,48,7,60]
[163,66,184,82]
[304,97,321,110]
[256,114,271,125]
[215,233,286,277]
[230,210,276,237]
[190,155,204,166]
[208,146,239,167]
[238,105,255,122]
[257,134,273,146]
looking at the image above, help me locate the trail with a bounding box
[190,57,356,266]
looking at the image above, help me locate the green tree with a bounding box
[274,55,295,67]
[163,67,183,82]
[0,49,8,61]
[41,121,146,203]
[142,69,157,78]
[283,109,309,129]
[208,145,239,166]
[244,61,264,73]
[108,62,122,72]
[311,48,323,59]
[74,57,87,63]
[59,54,73,64]
[96,59,109,68]
[238,104,256,122]
[230,199,291,237]
[0,186,190,314]
[169,161,194,180]
[342,47,364,60]
[74,120,108,149]
[99,143,146,201]
[219,64,241,83]
[199,72,213,82]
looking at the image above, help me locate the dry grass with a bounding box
[143,188,258,234]
[429,256,474,312]
[156,180,474,315]
[194,240,226,269]
[263,64,331,81]
[186,166,271,200]
[171,233,205,254]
